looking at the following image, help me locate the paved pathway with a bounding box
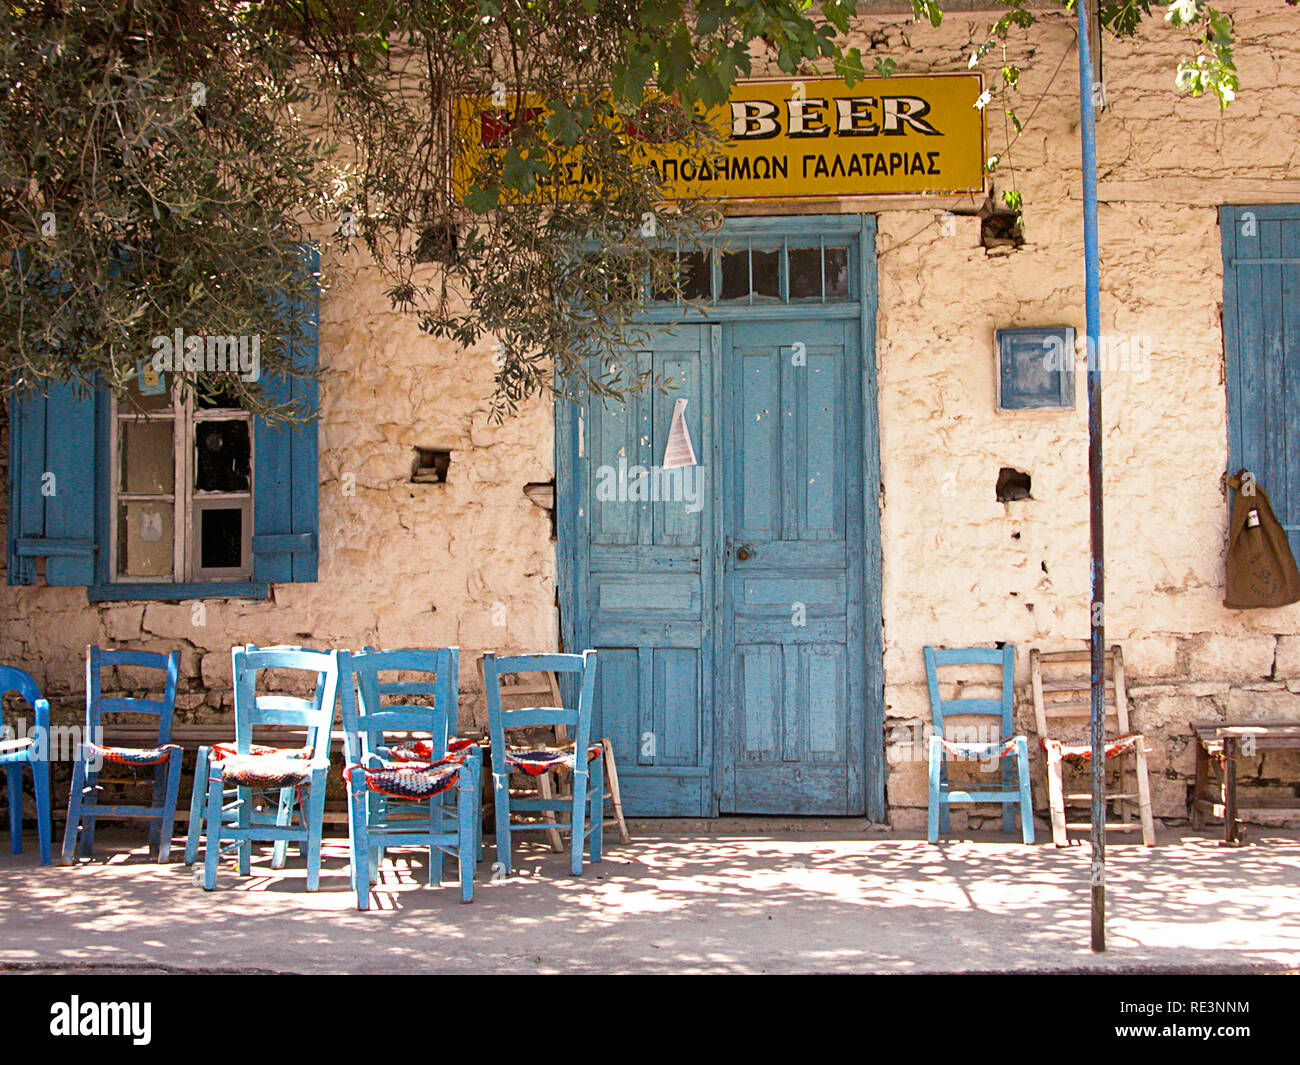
[2,826,1297,974]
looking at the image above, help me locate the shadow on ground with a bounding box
[1,826,1297,974]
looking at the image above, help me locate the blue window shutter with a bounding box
[7,379,98,585]
[252,247,320,583]
[1222,204,1300,559]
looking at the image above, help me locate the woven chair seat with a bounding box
[218,753,315,789]
[211,741,313,763]
[85,740,180,767]
[349,759,463,801]
[504,742,603,777]
[935,735,1021,761]
[385,737,476,764]
[1046,733,1141,764]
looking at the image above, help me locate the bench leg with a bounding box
[1046,746,1068,848]
[1223,738,1240,846]
[602,739,631,845]
[537,772,564,853]
[1134,743,1156,847]
[1192,738,1208,831]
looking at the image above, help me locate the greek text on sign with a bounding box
[650,75,985,200]
[458,73,985,203]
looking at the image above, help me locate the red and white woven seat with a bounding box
[1044,733,1142,765]
[385,737,477,764]
[347,759,464,801]
[503,742,603,777]
[84,740,180,767]
[218,753,316,789]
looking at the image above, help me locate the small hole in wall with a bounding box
[996,467,1032,502]
[411,448,451,484]
[415,222,459,265]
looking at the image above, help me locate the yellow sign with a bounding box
[653,74,986,200]
[457,73,985,204]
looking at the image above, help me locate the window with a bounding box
[112,375,254,583]
[652,237,853,305]
[7,247,320,600]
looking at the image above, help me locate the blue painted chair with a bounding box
[63,647,183,864]
[184,646,314,870]
[923,645,1034,844]
[199,646,339,892]
[484,651,602,876]
[340,647,481,907]
[0,666,52,864]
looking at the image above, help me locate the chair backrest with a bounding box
[339,647,460,764]
[1029,645,1130,743]
[0,665,44,732]
[231,645,340,757]
[85,646,181,743]
[476,656,563,739]
[482,652,597,759]
[923,644,1016,742]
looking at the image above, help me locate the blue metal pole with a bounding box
[1074,0,1107,952]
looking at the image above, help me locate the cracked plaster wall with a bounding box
[2,2,1300,829]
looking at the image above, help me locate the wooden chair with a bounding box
[483,651,602,876]
[924,644,1035,844]
[63,647,183,864]
[340,647,481,906]
[198,646,339,891]
[476,658,629,851]
[0,666,51,864]
[1029,645,1155,847]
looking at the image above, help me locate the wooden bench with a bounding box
[1191,721,1300,845]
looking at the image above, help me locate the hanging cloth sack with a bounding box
[1224,469,1300,608]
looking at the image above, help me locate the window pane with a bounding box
[788,247,823,299]
[719,250,749,300]
[117,502,173,578]
[198,507,244,570]
[197,379,246,410]
[194,420,251,493]
[120,420,175,493]
[680,251,711,301]
[750,249,780,299]
[825,247,851,300]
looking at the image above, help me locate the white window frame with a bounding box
[111,386,255,583]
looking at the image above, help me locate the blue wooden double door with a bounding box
[559,233,879,816]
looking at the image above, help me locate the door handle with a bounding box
[736,545,754,561]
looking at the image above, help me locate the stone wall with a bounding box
[852,2,1300,829]
[3,1,1300,828]
[0,249,559,732]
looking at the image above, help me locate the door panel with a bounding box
[721,318,865,814]
[582,327,714,816]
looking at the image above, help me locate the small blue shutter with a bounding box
[251,246,320,583]
[1222,205,1300,559]
[7,379,98,585]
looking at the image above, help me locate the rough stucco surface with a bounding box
[0,253,557,732]
[859,2,1300,828]
[2,2,1300,830]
